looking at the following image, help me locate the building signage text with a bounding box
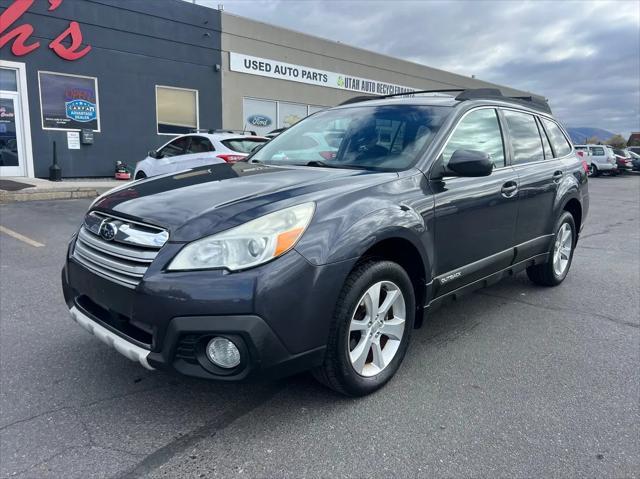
[0,0,91,61]
[230,53,415,96]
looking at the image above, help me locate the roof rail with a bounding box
[338,88,551,114]
[190,128,258,136]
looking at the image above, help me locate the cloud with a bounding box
[196,0,640,136]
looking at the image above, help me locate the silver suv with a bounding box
[575,144,617,176]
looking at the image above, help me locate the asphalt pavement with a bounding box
[1,174,638,478]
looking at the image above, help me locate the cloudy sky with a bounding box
[195,0,639,137]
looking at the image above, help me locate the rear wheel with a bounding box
[313,260,415,396]
[588,164,599,177]
[526,211,576,286]
[135,171,147,180]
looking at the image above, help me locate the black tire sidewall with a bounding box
[135,172,146,180]
[334,261,415,396]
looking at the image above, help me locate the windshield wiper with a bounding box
[305,161,372,171]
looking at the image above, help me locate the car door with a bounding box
[502,110,564,261]
[180,136,217,169]
[155,136,191,175]
[430,107,519,296]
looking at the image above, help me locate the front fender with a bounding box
[297,204,429,267]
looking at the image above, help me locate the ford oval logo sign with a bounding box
[247,114,272,127]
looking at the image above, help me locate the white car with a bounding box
[134,131,269,179]
[574,144,618,177]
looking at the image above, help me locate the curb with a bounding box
[0,187,102,203]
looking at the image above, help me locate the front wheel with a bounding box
[313,260,415,396]
[135,171,147,180]
[526,211,576,286]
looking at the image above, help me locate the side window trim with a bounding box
[496,108,513,167]
[536,116,555,160]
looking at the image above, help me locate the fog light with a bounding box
[206,337,241,369]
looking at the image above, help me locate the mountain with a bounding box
[566,127,616,144]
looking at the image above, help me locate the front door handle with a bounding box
[552,170,564,182]
[501,181,518,198]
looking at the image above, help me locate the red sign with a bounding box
[0,0,91,61]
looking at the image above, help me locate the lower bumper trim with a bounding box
[69,306,154,370]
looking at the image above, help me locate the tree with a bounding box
[605,134,627,149]
[586,136,601,144]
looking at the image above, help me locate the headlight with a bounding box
[167,202,315,271]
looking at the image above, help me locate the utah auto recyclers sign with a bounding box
[230,52,416,96]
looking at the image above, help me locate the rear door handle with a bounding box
[501,181,518,198]
[552,170,564,182]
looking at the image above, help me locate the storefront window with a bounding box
[278,102,308,129]
[243,98,277,136]
[38,71,100,131]
[156,86,198,135]
[0,69,18,92]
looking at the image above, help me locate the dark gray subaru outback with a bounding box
[62,89,588,396]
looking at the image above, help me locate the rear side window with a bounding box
[442,108,505,168]
[503,110,544,164]
[541,118,572,157]
[187,136,214,153]
[591,146,605,156]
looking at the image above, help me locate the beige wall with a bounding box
[220,13,535,130]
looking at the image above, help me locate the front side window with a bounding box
[441,108,505,168]
[156,86,198,135]
[250,105,451,171]
[541,118,572,157]
[503,110,544,164]
[159,136,190,157]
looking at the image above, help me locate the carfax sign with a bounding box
[229,52,416,96]
[39,72,100,131]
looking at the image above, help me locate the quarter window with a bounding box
[503,110,544,164]
[441,108,505,168]
[541,118,572,157]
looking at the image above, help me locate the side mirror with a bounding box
[447,149,493,177]
[148,149,161,159]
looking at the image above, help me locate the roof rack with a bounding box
[339,88,551,114]
[190,128,258,136]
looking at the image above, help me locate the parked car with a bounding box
[612,148,634,173]
[627,146,640,156]
[63,88,588,396]
[628,150,640,171]
[575,144,618,176]
[134,131,269,179]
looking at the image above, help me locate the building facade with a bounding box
[1,0,536,179]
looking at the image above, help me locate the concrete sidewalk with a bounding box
[0,177,128,203]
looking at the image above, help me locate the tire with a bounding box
[589,164,599,177]
[135,171,147,180]
[526,211,576,287]
[313,260,416,396]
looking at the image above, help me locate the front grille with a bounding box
[72,211,168,289]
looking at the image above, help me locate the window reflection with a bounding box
[442,109,505,168]
[542,118,572,157]
[504,110,544,164]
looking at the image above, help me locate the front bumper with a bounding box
[62,241,355,381]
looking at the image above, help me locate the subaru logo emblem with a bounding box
[99,220,117,241]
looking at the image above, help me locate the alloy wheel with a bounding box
[553,223,573,276]
[348,281,406,377]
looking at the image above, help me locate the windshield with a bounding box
[250,104,451,171]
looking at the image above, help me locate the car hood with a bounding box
[92,162,396,241]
